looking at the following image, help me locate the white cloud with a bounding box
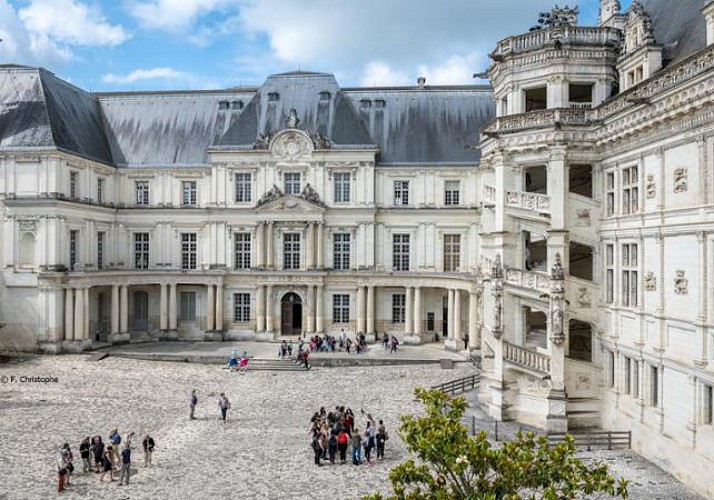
[359,61,410,87]
[0,0,71,65]
[19,0,129,46]
[416,52,484,86]
[127,0,234,33]
[102,67,189,83]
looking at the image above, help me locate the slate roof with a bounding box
[0,65,113,164]
[642,0,707,64]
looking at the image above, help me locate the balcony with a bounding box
[504,268,552,294]
[482,185,496,206]
[503,341,551,374]
[482,108,594,135]
[492,26,621,58]
[505,189,550,215]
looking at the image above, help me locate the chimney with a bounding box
[417,76,426,89]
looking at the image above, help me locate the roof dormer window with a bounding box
[319,91,331,101]
[231,100,243,110]
[218,101,230,110]
[268,92,280,102]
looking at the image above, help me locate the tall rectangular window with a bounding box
[284,172,301,195]
[136,181,150,205]
[332,294,350,323]
[443,234,461,272]
[394,180,409,206]
[608,351,615,389]
[393,234,410,271]
[134,233,149,270]
[624,357,632,395]
[69,172,79,199]
[96,231,105,270]
[234,233,251,270]
[283,233,300,270]
[97,178,104,204]
[606,171,615,217]
[622,243,638,307]
[392,294,406,323]
[444,180,460,206]
[622,166,638,215]
[181,233,197,270]
[182,181,197,206]
[605,244,614,304]
[650,365,659,407]
[233,293,250,322]
[180,291,196,321]
[333,172,351,203]
[69,230,78,270]
[235,173,252,202]
[632,360,640,399]
[333,233,351,270]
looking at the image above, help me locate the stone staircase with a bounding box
[246,357,309,372]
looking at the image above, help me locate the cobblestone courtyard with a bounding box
[0,355,705,500]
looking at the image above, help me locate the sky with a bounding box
[0,0,633,92]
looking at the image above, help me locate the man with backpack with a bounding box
[188,389,198,420]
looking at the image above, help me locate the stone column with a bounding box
[265,285,273,333]
[405,286,413,335]
[307,285,316,333]
[216,284,224,332]
[64,287,74,341]
[160,283,168,331]
[414,286,422,337]
[169,283,178,331]
[366,285,375,337]
[447,289,455,339]
[307,222,315,269]
[468,291,479,349]
[266,222,274,269]
[357,285,366,333]
[83,288,89,340]
[453,289,462,346]
[74,287,84,341]
[256,285,265,332]
[317,223,324,269]
[316,285,324,333]
[120,285,128,334]
[206,284,215,332]
[110,285,119,335]
[255,222,264,268]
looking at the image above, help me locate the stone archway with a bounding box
[280,292,303,336]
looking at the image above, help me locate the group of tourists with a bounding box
[57,428,155,493]
[227,349,249,372]
[308,406,389,467]
[188,388,233,423]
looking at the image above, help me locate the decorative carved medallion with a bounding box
[646,174,656,198]
[644,271,657,291]
[673,167,688,193]
[270,129,314,161]
[576,287,591,309]
[674,269,688,295]
[576,209,591,226]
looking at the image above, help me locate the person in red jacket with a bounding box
[337,429,350,464]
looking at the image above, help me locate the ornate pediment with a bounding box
[252,109,332,153]
[255,183,326,212]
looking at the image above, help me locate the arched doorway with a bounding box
[281,292,303,336]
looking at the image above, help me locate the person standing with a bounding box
[328,430,338,464]
[218,393,231,422]
[189,389,198,420]
[142,433,155,467]
[376,420,388,460]
[363,423,375,463]
[100,446,114,482]
[56,445,69,493]
[91,436,104,473]
[118,444,131,486]
[108,429,121,466]
[79,437,90,473]
[337,429,350,464]
[351,428,362,465]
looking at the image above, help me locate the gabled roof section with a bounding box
[0,66,113,164]
[215,72,374,149]
[343,87,495,164]
[642,0,706,64]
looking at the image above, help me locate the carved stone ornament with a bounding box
[673,167,688,193]
[576,287,592,309]
[624,1,654,54]
[645,174,656,199]
[253,131,274,150]
[310,131,331,150]
[576,209,591,226]
[674,269,689,295]
[492,293,502,338]
[256,185,284,207]
[270,130,314,161]
[491,253,503,279]
[299,183,326,208]
[644,271,656,291]
[18,219,37,234]
[551,303,565,345]
[286,108,300,129]
[551,253,564,281]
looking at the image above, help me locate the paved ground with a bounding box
[0,353,705,500]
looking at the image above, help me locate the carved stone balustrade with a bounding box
[504,267,552,294]
[482,108,594,135]
[505,189,551,214]
[483,185,496,204]
[503,341,551,374]
[492,26,621,58]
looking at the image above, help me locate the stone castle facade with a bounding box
[1,0,714,496]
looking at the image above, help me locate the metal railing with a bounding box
[547,430,632,450]
[431,374,481,395]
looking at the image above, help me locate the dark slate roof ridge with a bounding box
[343,85,492,92]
